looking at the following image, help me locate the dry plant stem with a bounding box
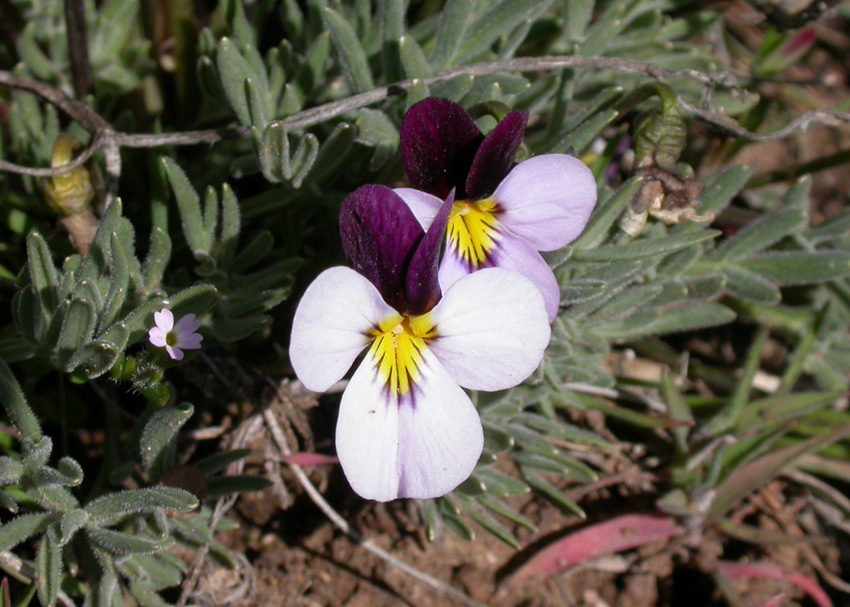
[2,55,850,179]
[64,0,92,97]
[175,414,262,607]
[260,405,488,607]
[0,551,78,607]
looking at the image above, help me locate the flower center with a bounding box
[446,198,501,268]
[369,313,437,395]
[165,332,178,346]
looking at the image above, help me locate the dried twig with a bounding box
[261,394,488,607]
[2,54,849,182]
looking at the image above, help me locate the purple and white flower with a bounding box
[289,185,550,502]
[148,309,203,361]
[395,98,598,321]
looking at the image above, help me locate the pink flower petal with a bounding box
[154,309,174,332]
[494,154,597,251]
[177,332,203,350]
[173,313,200,336]
[148,327,168,348]
[165,345,184,361]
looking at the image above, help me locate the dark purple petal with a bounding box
[400,98,482,199]
[466,111,528,200]
[340,185,423,311]
[405,190,455,315]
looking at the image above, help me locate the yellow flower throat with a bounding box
[446,198,500,268]
[369,313,436,395]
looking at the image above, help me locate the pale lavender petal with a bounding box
[177,332,203,350]
[290,267,396,393]
[165,345,184,361]
[148,327,168,348]
[393,188,442,230]
[488,231,561,321]
[154,309,174,332]
[494,155,597,251]
[336,345,483,501]
[173,313,200,337]
[437,241,476,294]
[429,267,550,391]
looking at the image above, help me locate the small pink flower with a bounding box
[148,309,203,361]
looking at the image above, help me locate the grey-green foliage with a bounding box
[0,362,265,607]
[1,200,217,378]
[162,158,298,341]
[14,0,151,93]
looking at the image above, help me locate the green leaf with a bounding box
[574,230,721,262]
[86,528,174,555]
[740,252,850,285]
[430,0,475,69]
[305,123,356,183]
[461,497,519,549]
[478,495,535,530]
[522,469,585,518]
[194,449,252,475]
[216,37,253,126]
[99,233,131,332]
[399,35,431,78]
[140,403,194,472]
[592,302,736,340]
[55,298,97,366]
[0,512,55,552]
[87,488,198,525]
[162,158,210,256]
[205,475,271,499]
[219,184,241,268]
[723,264,781,304]
[322,7,374,93]
[258,122,290,183]
[78,200,123,285]
[711,207,808,261]
[141,228,171,295]
[230,230,273,273]
[661,370,693,455]
[0,360,42,441]
[169,284,218,319]
[565,0,595,41]
[675,165,752,233]
[291,134,320,187]
[550,108,619,155]
[26,232,59,314]
[570,178,643,250]
[707,425,850,519]
[37,529,60,607]
[59,509,89,546]
[454,0,554,64]
[474,468,529,497]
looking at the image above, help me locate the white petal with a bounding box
[165,345,184,361]
[394,188,442,230]
[428,268,551,391]
[290,267,396,392]
[488,231,561,322]
[154,309,174,332]
[176,332,203,350]
[494,155,597,251]
[336,347,483,501]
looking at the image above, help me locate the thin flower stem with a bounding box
[261,403,489,607]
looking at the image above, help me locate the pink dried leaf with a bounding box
[283,452,339,466]
[717,560,833,607]
[511,513,682,583]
